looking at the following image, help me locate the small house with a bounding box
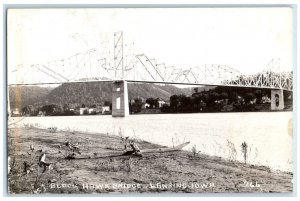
[11,108,21,116]
[79,107,88,115]
[88,108,97,114]
[101,106,110,114]
[157,100,166,108]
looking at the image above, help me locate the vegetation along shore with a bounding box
[8,126,293,194]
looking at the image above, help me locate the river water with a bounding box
[10,112,294,172]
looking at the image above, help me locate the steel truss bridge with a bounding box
[8,32,293,92]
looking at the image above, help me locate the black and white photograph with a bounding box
[6,6,295,194]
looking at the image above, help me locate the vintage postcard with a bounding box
[6,7,294,194]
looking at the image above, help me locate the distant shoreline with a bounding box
[9,109,293,118]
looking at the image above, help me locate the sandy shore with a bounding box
[7,127,293,194]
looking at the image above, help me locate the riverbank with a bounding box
[11,105,293,117]
[7,127,293,194]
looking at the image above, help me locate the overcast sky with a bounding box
[8,7,293,81]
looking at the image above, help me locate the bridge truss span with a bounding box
[8,32,293,92]
[131,55,293,91]
[7,32,293,117]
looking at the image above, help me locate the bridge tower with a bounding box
[271,89,284,110]
[112,32,129,117]
[112,80,129,117]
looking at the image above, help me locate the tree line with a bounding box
[129,97,161,113]
[19,86,292,116]
[161,86,292,113]
[21,101,112,116]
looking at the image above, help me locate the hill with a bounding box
[9,86,54,109]
[43,82,196,106]
[9,82,214,108]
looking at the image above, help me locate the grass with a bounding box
[8,143,52,194]
[241,142,248,163]
[17,123,258,166]
[7,127,293,193]
[94,158,132,172]
[171,134,186,148]
[190,145,201,159]
[226,140,237,161]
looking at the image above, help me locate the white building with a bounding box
[142,103,150,109]
[11,108,21,116]
[101,106,110,114]
[157,100,166,108]
[88,108,96,114]
[79,107,88,115]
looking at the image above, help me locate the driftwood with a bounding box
[120,140,142,156]
[69,140,190,160]
[140,141,190,153]
[121,141,190,157]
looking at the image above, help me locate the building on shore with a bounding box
[11,108,21,116]
[157,100,166,108]
[79,107,88,115]
[101,106,110,114]
[88,108,97,114]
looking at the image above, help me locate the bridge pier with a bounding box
[271,89,284,110]
[112,80,129,117]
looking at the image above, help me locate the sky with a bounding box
[7,7,294,83]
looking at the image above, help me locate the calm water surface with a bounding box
[11,112,293,172]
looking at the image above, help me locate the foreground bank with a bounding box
[7,127,293,194]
